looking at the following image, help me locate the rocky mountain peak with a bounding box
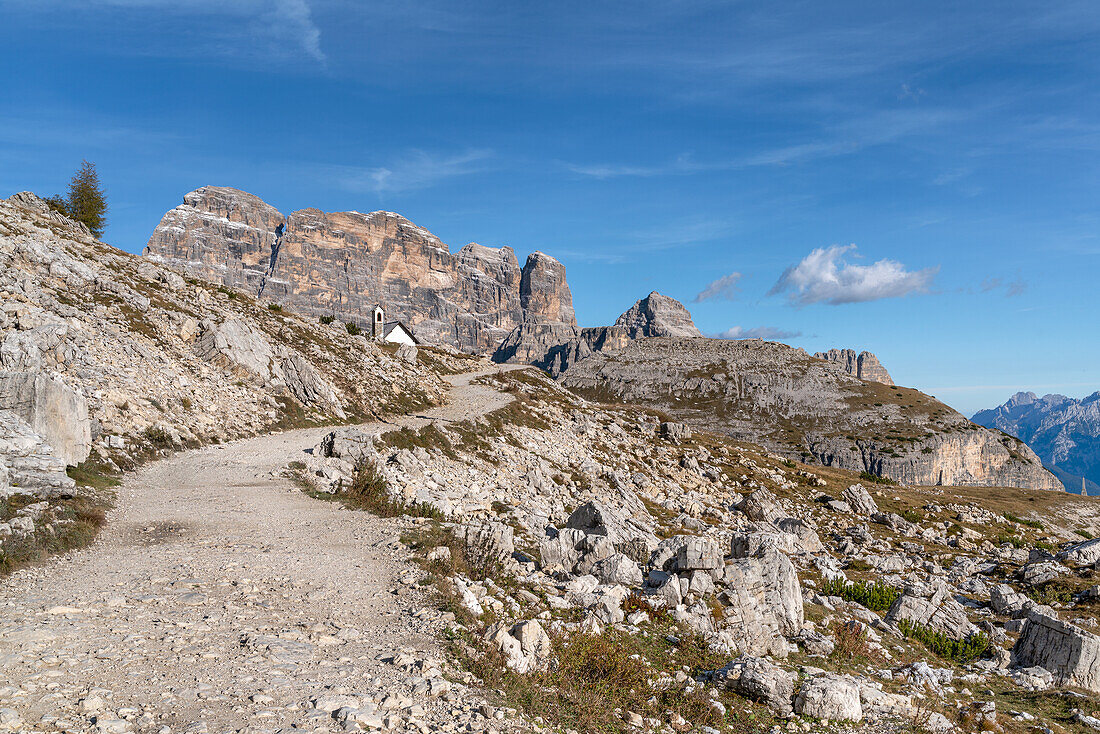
[1006,391,1039,407]
[813,348,893,385]
[613,291,702,339]
[519,251,575,326]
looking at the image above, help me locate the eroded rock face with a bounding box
[145,187,576,354]
[559,337,1061,490]
[1013,611,1100,693]
[0,371,90,466]
[716,657,796,716]
[716,547,804,655]
[814,348,893,385]
[0,409,75,496]
[520,252,574,326]
[195,319,343,415]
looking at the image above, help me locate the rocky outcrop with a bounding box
[794,674,863,722]
[974,391,1100,494]
[519,252,574,326]
[717,547,804,655]
[0,371,90,466]
[717,657,796,716]
[814,348,893,385]
[1013,611,1100,693]
[491,323,583,372]
[0,409,74,496]
[195,318,343,415]
[886,584,979,640]
[144,187,576,354]
[560,337,1060,490]
[490,252,581,370]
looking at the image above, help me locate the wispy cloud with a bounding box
[980,276,1027,297]
[555,217,733,264]
[337,149,493,194]
[9,0,327,63]
[769,244,938,306]
[693,272,742,302]
[266,0,325,63]
[714,326,802,340]
[565,106,962,179]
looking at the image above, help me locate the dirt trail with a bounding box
[0,365,527,733]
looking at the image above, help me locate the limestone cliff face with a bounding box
[520,252,574,325]
[491,252,582,368]
[144,187,575,354]
[560,337,1060,490]
[814,348,893,385]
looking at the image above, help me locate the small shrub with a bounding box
[897,619,990,664]
[995,534,1026,549]
[320,314,335,325]
[831,620,884,665]
[345,322,361,336]
[819,577,901,612]
[267,303,282,312]
[860,470,897,485]
[42,194,69,216]
[336,461,440,520]
[1004,512,1043,530]
[1025,580,1074,606]
[900,508,924,524]
[142,426,175,450]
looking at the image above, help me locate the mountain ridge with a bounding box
[560,335,1060,490]
[974,390,1100,494]
[144,186,576,354]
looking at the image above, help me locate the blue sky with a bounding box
[1,0,1097,415]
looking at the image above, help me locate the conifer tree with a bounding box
[66,160,107,238]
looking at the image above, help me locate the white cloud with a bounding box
[715,326,802,340]
[338,149,493,194]
[693,272,742,302]
[769,244,937,306]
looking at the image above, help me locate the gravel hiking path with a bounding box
[0,365,529,734]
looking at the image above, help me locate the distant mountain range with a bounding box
[973,391,1100,494]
